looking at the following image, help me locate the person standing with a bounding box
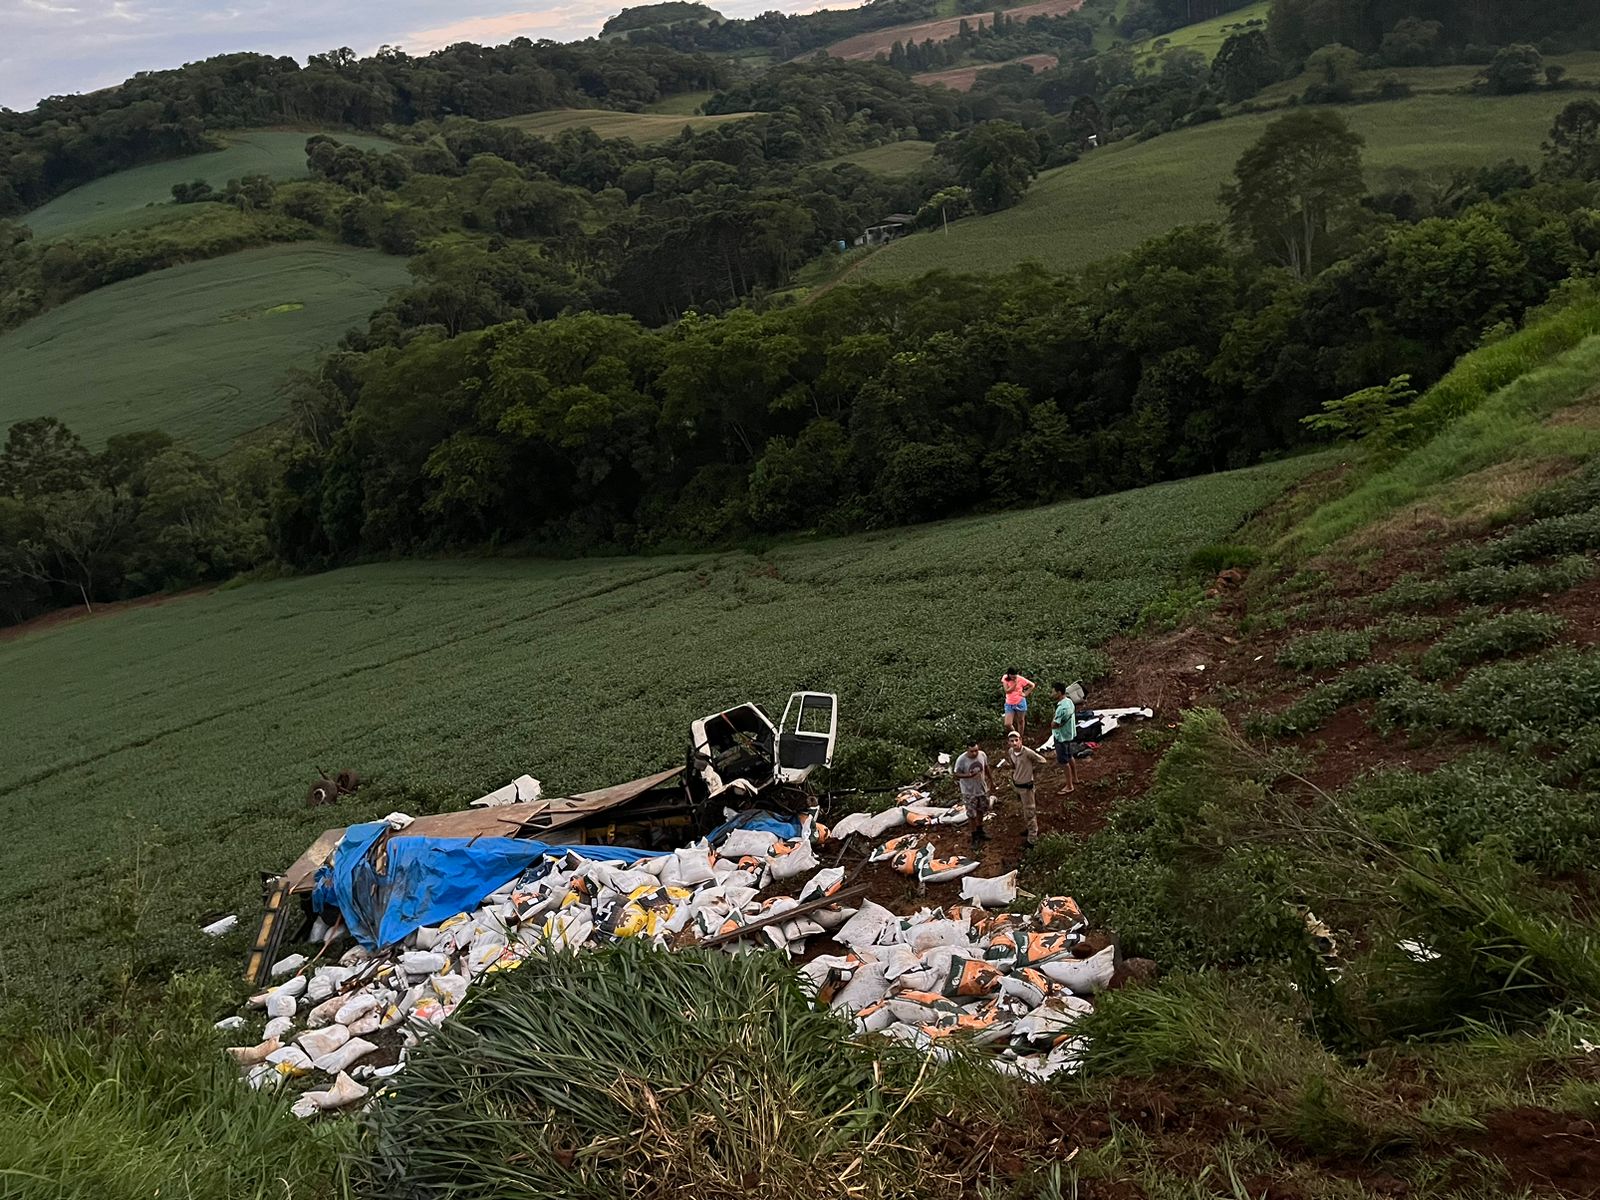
[1000,668,1035,739]
[1003,730,1046,848]
[1050,682,1077,796]
[952,737,995,846]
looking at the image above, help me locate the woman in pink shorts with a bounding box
[1000,668,1035,739]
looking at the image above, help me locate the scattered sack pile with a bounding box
[218,787,1112,1114]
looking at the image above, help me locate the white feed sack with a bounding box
[1039,945,1117,995]
[720,828,780,858]
[960,871,1018,909]
[297,1024,351,1059]
[766,839,818,883]
[830,961,891,1012]
[312,1037,379,1075]
[834,901,896,950]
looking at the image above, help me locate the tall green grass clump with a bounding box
[365,943,960,1200]
[1399,282,1600,442]
[0,972,353,1200]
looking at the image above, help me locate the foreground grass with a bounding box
[0,458,1316,1007]
[20,130,395,241]
[0,973,352,1199]
[856,91,1576,282]
[0,243,409,454]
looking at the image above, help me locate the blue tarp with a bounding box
[311,822,657,949]
[707,808,804,846]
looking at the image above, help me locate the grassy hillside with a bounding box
[822,140,936,175]
[0,244,409,454]
[1129,0,1269,63]
[19,130,395,241]
[0,456,1317,1000]
[494,107,748,141]
[855,91,1576,283]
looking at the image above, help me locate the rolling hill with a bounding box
[0,244,409,454]
[817,0,1086,61]
[19,130,395,241]
[853,90,1579,283]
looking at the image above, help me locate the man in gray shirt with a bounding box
[953,737,995,846]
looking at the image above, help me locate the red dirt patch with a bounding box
[1469,1107,1600,1198]
[820,0,1085,61]
[914,53,1059,91]
[0,586,213,643]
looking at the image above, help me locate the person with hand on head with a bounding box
[952,736,995,846]
[1003,729,1046,848]
[1050,681,1077,796]
[1000,667,1035,739]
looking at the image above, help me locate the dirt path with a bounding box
[0,586,213,644]
[819,0,1086,61]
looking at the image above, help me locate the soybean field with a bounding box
[0,243,410,455]
[854,91,1578,283]
[0,455,1320,999]
[20,130,395,240]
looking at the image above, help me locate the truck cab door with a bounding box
[776,692,838,782]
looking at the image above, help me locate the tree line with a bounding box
[7,102,1597,625]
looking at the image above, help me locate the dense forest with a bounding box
[2,0,1600,624]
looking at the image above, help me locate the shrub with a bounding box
[1186,542,1263,576]
[1418,611,1565,679]
[1028,710,1312,969]
[1249,663,1412,737]
[1276,627,1373,672]
[1345,756,1600,873]
[1372,555,1594,609]
[1386,648,1600,749]
[1447,509,1600,570]
[1374,613,1445,643]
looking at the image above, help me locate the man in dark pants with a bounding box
[1003,730,1046,848]
[1050,682,1078,795]
[952,737,994,846]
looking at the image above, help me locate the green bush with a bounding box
[1185,542,1262,576]
[1381,647,1600,749]
[1028,710,1311,969]
[1372,554,1594,609]
[1374,613,1445,642]
[1345,756,1600,874]
[1418,611,1565,679]
[1275,627,1373,672]
[1448,509,1600,570]
[1529,455,1600,520]
[1249,663,1412,737]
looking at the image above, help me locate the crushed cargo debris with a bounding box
[230,691,1153,1115]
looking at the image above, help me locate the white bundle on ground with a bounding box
[312,1037,378,1074]
[766,839,817,882]
[961,871,1018,908]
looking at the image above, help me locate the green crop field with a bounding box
[1130,0,1270,64]
[0,244,410,455]
[822,140,936,176]
[495,107,750,141]
[854,91,1576,284]
[20,130,395,241]
[0,456,1319,999]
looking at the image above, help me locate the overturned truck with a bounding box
[248,692,838,985]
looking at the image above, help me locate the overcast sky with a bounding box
[1,0,849,111]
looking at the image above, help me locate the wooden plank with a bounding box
[244,876,295,985]
[700,884,868,947]
[281,765,686,892]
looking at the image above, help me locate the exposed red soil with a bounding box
[1468,1108,1600,1198]
[0,585,213,642]
[913,52,1058,91]
[820,0,1085,61]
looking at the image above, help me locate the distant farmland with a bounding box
[495,108,749,142]
[854,91,1578,283]
[818,0,1085,61]
[822,141,936,175]
[20,130,395,240]
[0,244,409,454]
[914,53,1058,91]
